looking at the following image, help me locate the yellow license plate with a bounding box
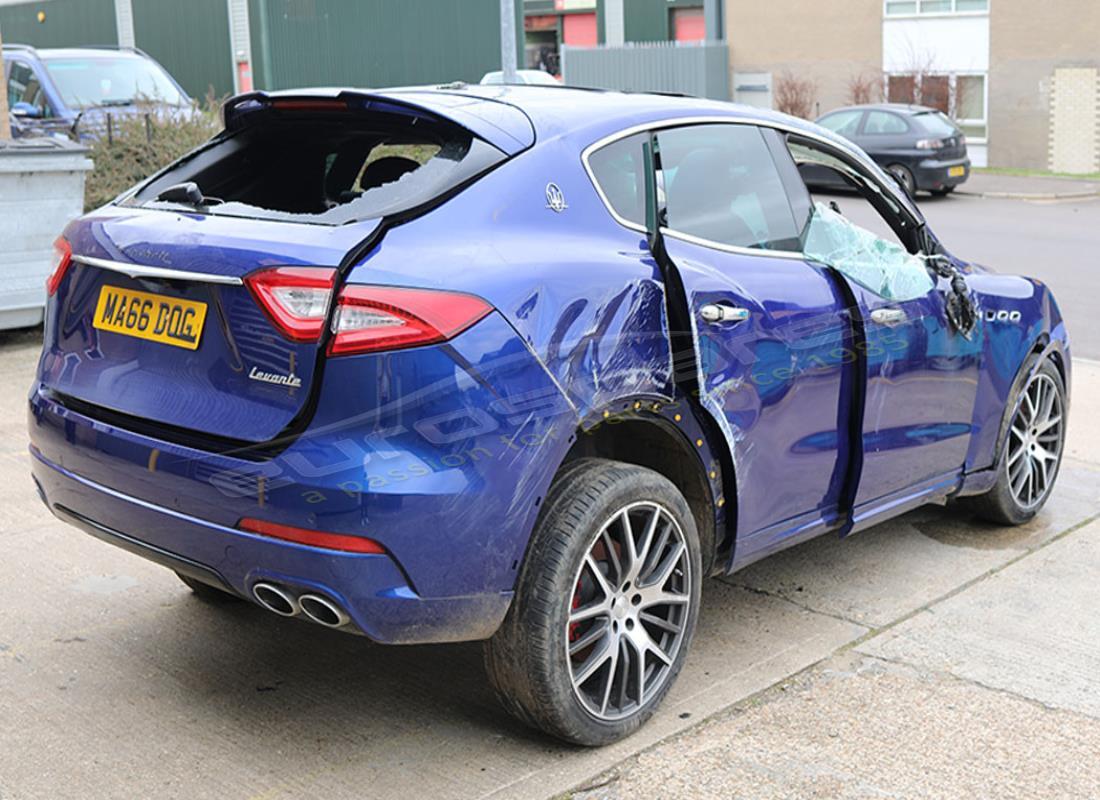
[948,166,966,177]
[93,285,207,350]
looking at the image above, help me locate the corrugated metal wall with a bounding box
[131,0,234,99]
[247,0,517,91]
[0,0,118,48]
[563,40,729,100]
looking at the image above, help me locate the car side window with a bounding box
[586,132,648,227]
[818,110,863,138]
[655,124,804,252]
[863,111,908,135]
[7,61,51,116]
[786,140,933,302]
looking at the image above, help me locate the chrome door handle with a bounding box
[870,308,908,327]
[699,303,750,324]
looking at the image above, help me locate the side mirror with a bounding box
[11,101,43,119]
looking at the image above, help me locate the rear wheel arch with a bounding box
[548,404,734,578]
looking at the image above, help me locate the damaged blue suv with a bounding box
[30,86,1069,745]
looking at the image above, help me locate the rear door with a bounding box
[647,122,858,562]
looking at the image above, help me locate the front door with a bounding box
[784,136,982,525]
[842,271,981,521]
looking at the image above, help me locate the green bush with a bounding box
[83,99,222,212]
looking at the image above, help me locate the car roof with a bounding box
[821,102,941,117]
[34,47,147,60]
[257,83,830,148]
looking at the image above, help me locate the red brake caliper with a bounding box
[568,580,582,643]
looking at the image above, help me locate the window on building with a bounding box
[657,124,803,252]
[956,74,987,139]
[885,0,988,14]
[885,73,987,141]
[920,74,950,113]
[886,74,916,104]
[670,7,705,42]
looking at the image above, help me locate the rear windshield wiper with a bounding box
[97,98,136,108]
[155,182,223,208]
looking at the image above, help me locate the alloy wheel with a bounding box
[565,501,692,721]
[1006,372,1064,509]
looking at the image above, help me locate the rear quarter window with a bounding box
[586,132,648,227]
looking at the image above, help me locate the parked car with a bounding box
[812,103,970,196]
[30,87,1069,746]
[480,68,560,86]
[2,44,191,139]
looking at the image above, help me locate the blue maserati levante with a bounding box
[29,85,1069,745]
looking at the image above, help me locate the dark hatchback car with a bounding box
[811,103,970,196]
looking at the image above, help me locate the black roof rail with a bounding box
[1,43,38,53]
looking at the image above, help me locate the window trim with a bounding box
[581,116,922,261]
[883,0,989,18]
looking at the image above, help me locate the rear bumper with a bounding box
[32,446,512,644]
[914,156,970,191]
[27,311,578,644]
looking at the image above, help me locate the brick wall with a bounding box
[1049,68,1099,174]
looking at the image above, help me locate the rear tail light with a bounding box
[328,285,492,356]
[239,517,386,554]
[45,237,72,296]
[916,138,946,150]
[245,267,337,342]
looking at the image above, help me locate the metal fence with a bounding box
[562,41,730,101]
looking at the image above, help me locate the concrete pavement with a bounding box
[570,361,1100,799]
[957,171,1100,200]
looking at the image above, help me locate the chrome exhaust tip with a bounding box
[252,582,300,617]
[298,593,351,628]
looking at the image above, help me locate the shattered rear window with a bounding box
[126,116,505,225]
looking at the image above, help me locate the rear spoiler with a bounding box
[221,89,534,155]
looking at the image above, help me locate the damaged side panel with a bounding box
[343,137,677,418]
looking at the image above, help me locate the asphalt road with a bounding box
[1,195,1098,799]
[841,192,1100,360]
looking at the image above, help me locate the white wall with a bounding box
[883,15,989,74]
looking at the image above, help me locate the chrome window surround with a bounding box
[579,115,919,262]
[72,255,244,285]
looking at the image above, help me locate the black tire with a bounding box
[959,356,1066,525]
[887,163,917,197]
[485,458,702,746]
[177,572,242,604]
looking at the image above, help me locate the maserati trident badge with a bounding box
[545,182,567,213]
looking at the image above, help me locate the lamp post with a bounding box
[500,0,518,83]
[0,23,11,140]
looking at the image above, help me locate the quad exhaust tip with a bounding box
[299,593,351,628]
[251,583,351,629]
[252,582,300,617]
